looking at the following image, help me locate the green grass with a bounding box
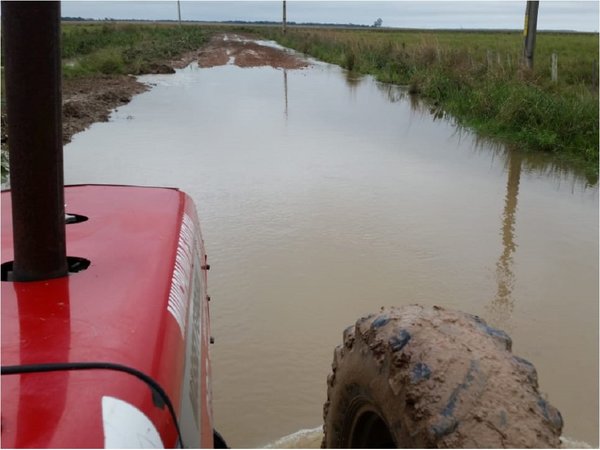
[251,27,599,178]
[61,22,209,77]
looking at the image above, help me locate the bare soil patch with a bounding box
[2,74,148,151]
[62,75,149,144]
[197,34,310,70]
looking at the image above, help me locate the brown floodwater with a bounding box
[64,40,598,448]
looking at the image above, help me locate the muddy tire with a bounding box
[322,305,563,448]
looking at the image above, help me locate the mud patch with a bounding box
[62,75,148,144]
[197,34,310,70]
[169,48,206,70]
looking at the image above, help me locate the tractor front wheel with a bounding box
[322,305,563,448]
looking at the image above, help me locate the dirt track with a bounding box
[2,33,308,152]
[59,33,308,144]
[197,34,310,69]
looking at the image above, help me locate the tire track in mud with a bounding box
[197,33,310,70]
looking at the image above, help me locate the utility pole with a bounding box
[282,0,287,34]
[523,1,539,69]
[177,0,182,25]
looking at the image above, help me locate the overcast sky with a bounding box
[61,1,599,32]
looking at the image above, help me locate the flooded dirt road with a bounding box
[63,36,598,447]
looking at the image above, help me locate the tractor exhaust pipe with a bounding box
[2,2,68,281]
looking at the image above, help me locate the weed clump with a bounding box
[61,23,208,78]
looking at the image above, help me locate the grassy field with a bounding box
[61,22,209,76]
[250,27,599,178]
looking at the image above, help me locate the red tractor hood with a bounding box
[1,185,213,448]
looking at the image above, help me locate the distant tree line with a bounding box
[61,16,375,28]
[62,16,93,21]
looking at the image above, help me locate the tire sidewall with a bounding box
[325,337,412,448]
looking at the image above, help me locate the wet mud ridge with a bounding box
[62,76,149,144]
[1,75,147,154]
[197,33,310,70]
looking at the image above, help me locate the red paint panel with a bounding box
[1,185,211,448]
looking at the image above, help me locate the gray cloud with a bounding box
[60,1,599,31]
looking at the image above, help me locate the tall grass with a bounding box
[254,27,599,176]
[61,23,209,76]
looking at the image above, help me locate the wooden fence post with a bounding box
[551,52,558,82]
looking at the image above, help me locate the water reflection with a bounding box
[488,151,522,328]
[283,69,288,119]
[375,81,408,104]
[470,134,599,189]
[344,71,363,90]
[374,75,527,327]
[373,78,597,189]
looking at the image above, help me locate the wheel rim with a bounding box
[346,403,395,448]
